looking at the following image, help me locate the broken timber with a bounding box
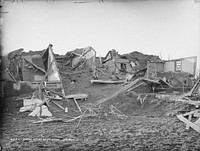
[176,98,200,106]
[33,118,63,124]
[185,78,200,96]
[65,93,88,100]
[127,82,144,92]
[159,78,173,88]
[96,78,141,105]
[91,79,125,84]
[51,100,65,111]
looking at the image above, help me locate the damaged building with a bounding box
[102,49,133,74]
[6,44,64,91]
[62,46,96,70]
[146,56,197,88]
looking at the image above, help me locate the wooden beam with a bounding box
[186,114,192,130]
[74,99,82,114]
[176,99,200,106]
[51,100,65,111]
[33,118,63,124]
[127,82,144,92]
[96,78,141,105]
[65,93,88,100]
[91,79,125,84]
[183,110,200,116]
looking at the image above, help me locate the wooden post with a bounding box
[186,114,192,130]
[146,61,149,79]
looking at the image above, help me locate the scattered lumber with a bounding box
[96,78,141,105]
[91,79,125,84]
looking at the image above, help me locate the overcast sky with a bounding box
[1,0,200,66]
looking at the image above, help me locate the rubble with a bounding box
[1,46,200,150]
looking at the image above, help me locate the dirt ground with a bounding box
[1,69,200,151]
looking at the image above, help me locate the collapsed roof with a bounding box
[6,44,61,82]
[121,51,161,70]
[62,46,96,70]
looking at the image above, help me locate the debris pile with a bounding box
[1,45,200,151]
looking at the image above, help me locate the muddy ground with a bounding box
[1,69,200,151]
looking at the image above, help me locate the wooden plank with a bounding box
[96,68,111,77]
[194,118,200,126]
[177,114,200,133]
[176,99,200,106]
[38,98,49,107]
[51,100,65,111]
[141,77,160,85]
[91,79,125,84]
[65,93,88,100]
[183,110,200,116]
[74,99,82,113]
[186,114,192,130]
[33,118,63,124]
[159,78,173,88]
[194,112,200,117]
[127,82,143,92]
[96,78,141,105]
[186,78,200,96]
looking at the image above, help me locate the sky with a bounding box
[1,0,200,67]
